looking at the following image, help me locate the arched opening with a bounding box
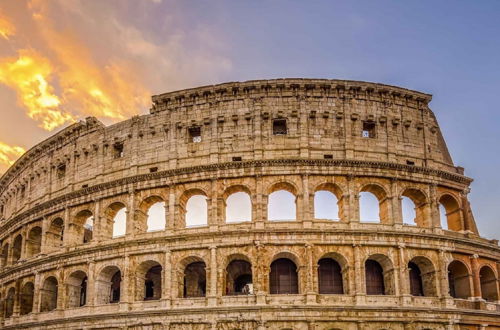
[408,261,424,296]
[147,202,166,232]
[26,226,42,257]
[136,261,163,301]
[359,184,389,223]
[73,210,94,244]
[439,204,448,230]
[66,271,88,308]
[12,234,22,262]
[365,260,385,295]
[183,261,206,298]
[439,194,462,231]
[20,282,34,315]
[145,265,162,300]
[314,190,340,220]
[96,266,121,304]
[401,197,417,225]
[112,209,126,237]
[185,195,208,227]
[47,217,64,250]
[408,257,437,297]
[1,244,8,267]
[270,258,298,294]
[318,258,343,294]
[225,192,252,223]
[83,216,94,243]
[479,266,498,302]
[365,255,395,295]
[137,196,166,232]
[103,202,127,239]
[448,260,471,299]
[401,188,428,227]
[268,190,297,221]
[225,259,253,295]
[40,276,58,312]
[5,287,14,318]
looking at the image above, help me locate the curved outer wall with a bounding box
[0,79,497,329]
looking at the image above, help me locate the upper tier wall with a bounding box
[0,79,465,220]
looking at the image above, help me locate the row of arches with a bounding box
[3,253,497,318]
[0,185,464,267]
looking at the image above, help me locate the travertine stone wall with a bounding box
[0,79,498,329]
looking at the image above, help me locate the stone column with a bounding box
[62,207,70,247]
[302,175,312,227]
[390,247,400,296]
[347,175,359,223]
[209,179,219,229]
[86,261,95,306]
[163,250,171,307]
[398,245,411,305]
[168,186,176,230]
[12,279,21,317]
[353,244,364,305]
[20,228,28,261]
[120,255,131,309]
[305,243,316,304]
[32,272,41,313]
[40,216,50,254]
[438,249,450,298]
[126,190,136,237]
[57,268,65,310]
[254,175,265,229]
[470,254,482,300]
[208,246,217,306]
[429,185,441,230]
[390,179,402,225]
[93,199,103,242]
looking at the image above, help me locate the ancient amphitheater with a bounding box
[0,78,499,330]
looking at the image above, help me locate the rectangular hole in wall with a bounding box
[57,164,66,179]
[232,156,242,162]
[406,160,415,166]
[272,119,287,135]
[149,167,158,173]
[82,184,89,188]
[188,126,202,143]
[362,121,376,138]
[113,142,124,158]
[324,154,333,159]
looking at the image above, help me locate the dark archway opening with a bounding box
[270,258,298,294]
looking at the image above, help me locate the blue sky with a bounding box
[0,0,499,238]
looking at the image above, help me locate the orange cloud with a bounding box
[0,1,150,132]
[0,142,25,173]
[0,12,15,40]
[0,49,76,130]
[29,0,150,122]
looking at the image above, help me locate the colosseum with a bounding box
[0,78,498,330]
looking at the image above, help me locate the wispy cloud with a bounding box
[0,142,25,173]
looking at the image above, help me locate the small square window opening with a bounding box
[273,119,287,135]
[189,126,202,143]
[113,143,124,158]
[362,121,376,138]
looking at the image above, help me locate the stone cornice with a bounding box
[0,158,472,234]
[151,78,433,113]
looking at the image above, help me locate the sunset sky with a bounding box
[0,0,499,238]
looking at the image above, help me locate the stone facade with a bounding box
[0,78,498,329]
